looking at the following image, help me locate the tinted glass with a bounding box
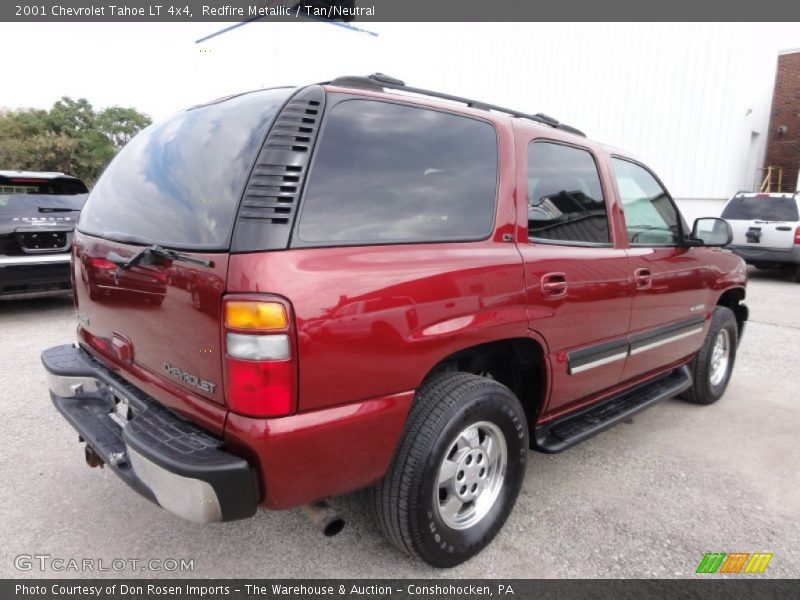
[721,196,799,221]
[0,177,87,195]
[0,192,86,213]
[612,158,681,245]
[0,176,87,212]
[79,88,294,249]
[527,142,609,244]
[296,100,498,245]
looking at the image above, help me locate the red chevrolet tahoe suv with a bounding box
[42,74,748,567]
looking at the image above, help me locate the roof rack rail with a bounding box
[326,73,587,137]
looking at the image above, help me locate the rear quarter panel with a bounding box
[227,242,528,412]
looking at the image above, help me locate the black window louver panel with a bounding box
[231,86,325,252]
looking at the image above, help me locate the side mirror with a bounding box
[692,217,732,247]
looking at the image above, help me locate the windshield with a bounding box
[78,87,295,250]
[722,196,799,221]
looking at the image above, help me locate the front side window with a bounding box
[295,100,498,245]
[612,158,681,246]
[526,142,610,245]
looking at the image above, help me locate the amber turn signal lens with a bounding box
[225,301,288,330]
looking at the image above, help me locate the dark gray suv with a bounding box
[0,170,88,296]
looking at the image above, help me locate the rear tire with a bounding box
[794,264,800,283]
[681,306,738,405]
[373,372,528,568]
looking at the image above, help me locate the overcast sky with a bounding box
[2,22,796,123]
[0,21,403,120]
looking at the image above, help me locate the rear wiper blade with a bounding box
[110,244,213,284]
[39,207,79,212]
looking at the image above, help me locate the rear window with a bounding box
[0,176,88,211]
[79,88,294,250]
[0,177,87,196]
[294,99,498,246]
[722,196,799,221]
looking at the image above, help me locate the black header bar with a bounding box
[4,579,800,600]
[4,0,800,23]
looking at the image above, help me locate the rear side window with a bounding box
[527,142,610,245]
[79,87,294,250]
[721,196,799,221]
[294,100,498,245]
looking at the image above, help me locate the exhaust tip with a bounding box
[323,517,345,537]
[301,501,345,537]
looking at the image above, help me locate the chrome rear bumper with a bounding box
[0,253,71,266]
[42,344,257,523]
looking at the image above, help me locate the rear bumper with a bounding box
[729,245,800,265]
[0,253,71,295]
[42,344,257,523]
[225,390,414,510]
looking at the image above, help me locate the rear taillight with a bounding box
[794,227,800,245]
[226,300,288,330]
[223,298,296,417]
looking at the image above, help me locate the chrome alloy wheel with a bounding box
[709,328,731,387]
[435,421,507,530]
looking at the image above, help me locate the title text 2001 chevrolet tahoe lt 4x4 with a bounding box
[43,74,747,567]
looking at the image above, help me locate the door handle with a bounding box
[776,226,791,231]
[634,268,652,290]
[541,272,567,297]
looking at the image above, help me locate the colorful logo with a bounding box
[696,552,773,574]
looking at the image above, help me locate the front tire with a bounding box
[373,372,528,568]
[681,306,738,405]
